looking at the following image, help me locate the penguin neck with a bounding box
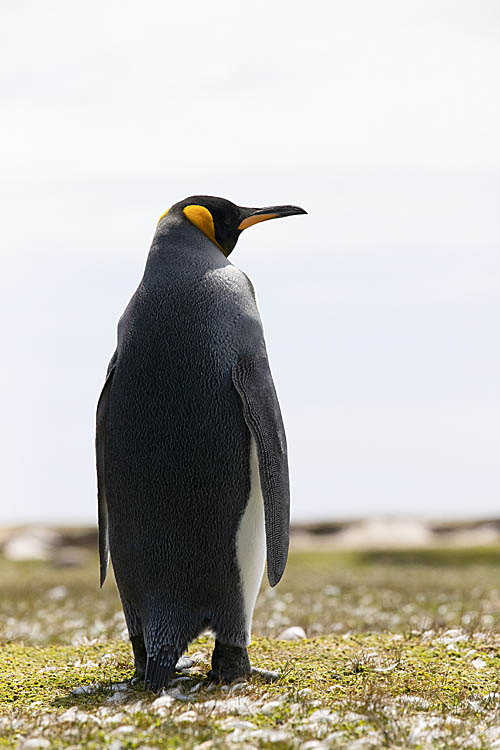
[144,215,230,283]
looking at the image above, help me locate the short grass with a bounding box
[2,547,500,748]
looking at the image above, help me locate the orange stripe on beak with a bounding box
[237,213,279,231]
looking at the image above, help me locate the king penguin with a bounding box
[96,195,307,691]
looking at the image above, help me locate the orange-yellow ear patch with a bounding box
[183,205,224,252]
[238,213,279,231]
[157,208,170,224]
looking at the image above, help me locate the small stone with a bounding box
[309,708,336,723]
[323,585,340,596]
[111,725,134,735]
[189,650,205,663]
[3,526,57,561]
[151,694,175,710]
[229,682,247,694]
[58,707,78,722]
[170,675,192,685]
[166,686,189,701]
[220,718,255,729]
[298,688,313,699]
[47,585,68,601]
[277,626,306,640]
[71,685,91,695]
[102,712,126,726]
[111,682,129,691]
[107,692,127,704]
[260,700,282,715]
[21,740,51,750]
[175,655,194,670]
[174,710,198,723]
[472,657,487,669]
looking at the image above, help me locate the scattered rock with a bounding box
[199,697,260,715]
[71,685,96,696]
[175,656,194,671]
[3,527,58,561]
[47,585,68,601]
[333,518,433,549]
[472,657,487,669]
[229,682,247,694]
[220,718,255,729]
[309,708,338,723]
[110,725,135,735]
[151,694,175,710]
[165,687,189,701]
[277,626,306,640]
[260,700,282,715]
[174,710,198,723]
[21,740,51,750]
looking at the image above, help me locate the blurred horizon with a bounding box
[1,0,499,524]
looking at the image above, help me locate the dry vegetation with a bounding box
[2,547,500,748]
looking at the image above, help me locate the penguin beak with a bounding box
[237,205,307,231]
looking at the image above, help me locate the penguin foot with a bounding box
[207,640,251,683]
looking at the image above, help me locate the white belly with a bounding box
[236,437,266,644]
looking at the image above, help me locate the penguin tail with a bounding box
[144,646,182,693]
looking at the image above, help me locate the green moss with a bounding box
[3,547,500,747]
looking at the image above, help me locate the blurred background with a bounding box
[1,0,499,540]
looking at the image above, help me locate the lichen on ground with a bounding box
[2,547,500,748]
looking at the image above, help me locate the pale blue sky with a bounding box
[1,0,499,522]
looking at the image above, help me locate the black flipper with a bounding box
[232,354,290,586]
[96,354,116,587]
[145,646,183,692]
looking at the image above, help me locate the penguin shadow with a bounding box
[50,659,203,711]
[51,655,281,711]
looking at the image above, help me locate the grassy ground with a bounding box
[2,547,500,748]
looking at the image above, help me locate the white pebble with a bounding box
[111,682,129,691]
[111,725,134,735]
[21,740,51,750]
[277,626,306,640]
[106,692,126,704]
[166,687,189,701]
[151,694,175,709]
[174,710,198,723]
[309,708,337,723]
[220,718,255,729]
[47,585,68,601]
[229,682,247,694]
[260,700,282,715]
[472,657,487,669]
[71,685,94,695]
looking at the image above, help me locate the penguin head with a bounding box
[158,195,307,256]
